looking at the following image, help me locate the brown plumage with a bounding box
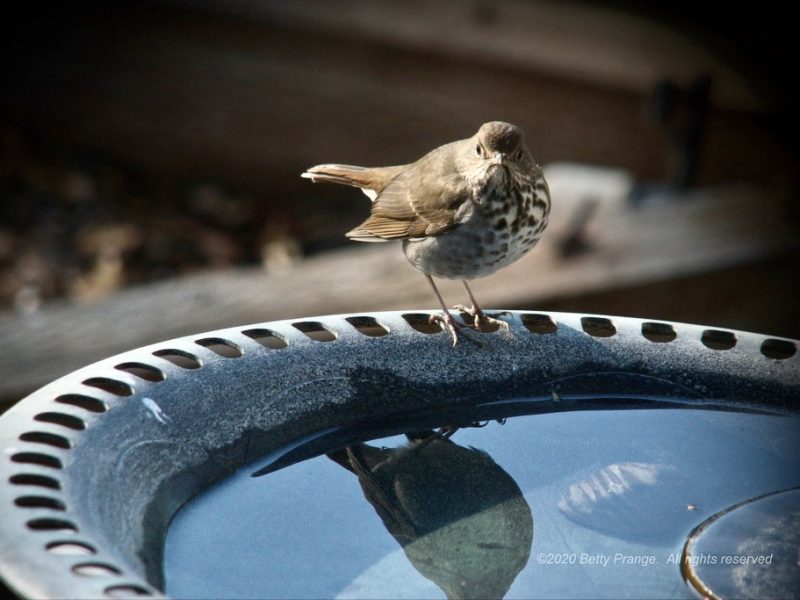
[302,121,551,345]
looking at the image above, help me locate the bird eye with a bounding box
[476,144,482,157]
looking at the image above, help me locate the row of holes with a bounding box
[567,315,794,359]
[10,436,70,547]
[10,369,157,594]
[11,370,115,576]
[48,539,151,594]
[9,493,150,596]
[12,314,799,443]
[141,314,800,369]
[407,313,795,359]
[9,489,151,596]
[10,313,796,468]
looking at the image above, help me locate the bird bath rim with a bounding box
[0,310,797,599]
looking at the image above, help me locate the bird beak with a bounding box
[491,152,506,165]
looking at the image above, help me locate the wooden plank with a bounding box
[196,0,762,110]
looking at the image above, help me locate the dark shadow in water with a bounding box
[327,430,533,600]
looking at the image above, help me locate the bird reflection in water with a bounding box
[327,430,533,599]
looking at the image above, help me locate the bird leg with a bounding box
[454,281,511,332]
[424,274,473,346]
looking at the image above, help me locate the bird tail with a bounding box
[300,164,375,190]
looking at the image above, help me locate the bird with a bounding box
[302,121,551,345]
[327,431,533,599]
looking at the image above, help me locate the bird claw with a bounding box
[428,313,485,347]
[453,304,510,333]
[428,313,462,346]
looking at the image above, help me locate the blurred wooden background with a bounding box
[1,0,798,405]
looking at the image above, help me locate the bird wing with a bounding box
[346,146,469,241]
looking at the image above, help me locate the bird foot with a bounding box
[453,305,510,333]
[429,312,479,347]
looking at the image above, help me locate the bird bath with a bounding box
[1,310,798,599]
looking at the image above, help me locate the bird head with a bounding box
[471,121,533,177]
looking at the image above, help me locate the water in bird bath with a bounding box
[164,404,800,599]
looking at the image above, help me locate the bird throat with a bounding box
[476,166,513,211]
[474,164,509,204]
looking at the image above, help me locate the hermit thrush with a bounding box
[302,121,550,345]
[327,431,533,599]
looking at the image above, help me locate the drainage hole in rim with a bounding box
[345,316,390,337]
[14,495,66,510]
[641,322,677,343]
[19,431,72,449]
[402,313,443,335]
[55,394,108,413]
[521,313,557,334]
[152,349,202,369]
[46,540,96,555]
[26,518,77,532]
[72,562,122,577]
[241,328,288,349]
[11,452,63,469]
[761,338,797,360]
[82,377,134,397]
[105,584,153,597]
[9,474,62,490]
[195,337,244,358]
[292,321,337,342]
[33,412,86,431]
[581,316,617,337]
[114,362,166,382]
[701,329,737,350]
